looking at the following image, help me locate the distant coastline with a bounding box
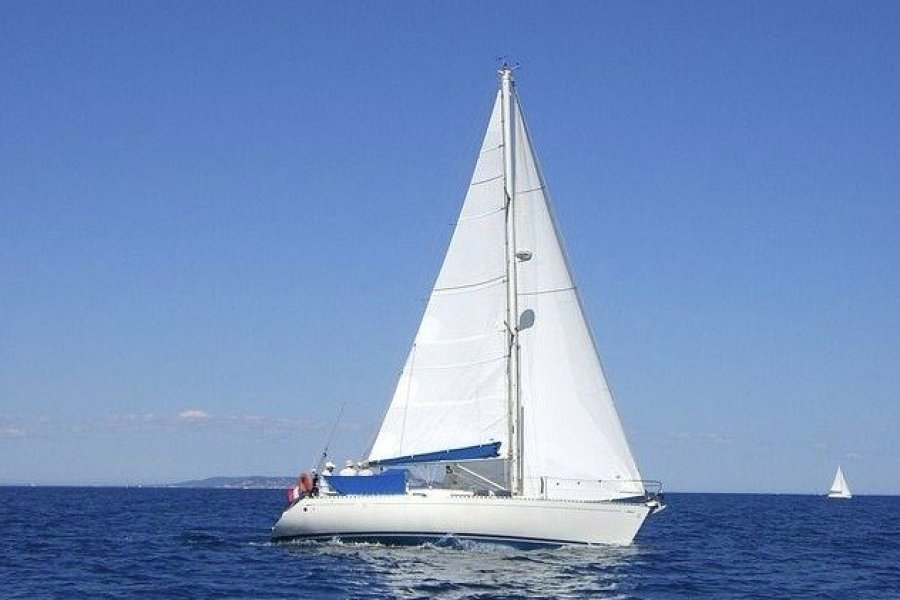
[168,476,293,489]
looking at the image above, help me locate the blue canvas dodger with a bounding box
[326,469,407,495]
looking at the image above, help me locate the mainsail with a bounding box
[368,73,643,501]
[368,93,510,463]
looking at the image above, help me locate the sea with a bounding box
[1,488,898,599]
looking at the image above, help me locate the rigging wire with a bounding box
[313,400,346,470]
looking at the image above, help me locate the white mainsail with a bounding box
[828,465,852,498]
[368,72,643,501]
[368,93,510,463]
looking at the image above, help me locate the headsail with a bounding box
[367,92,510,464]
[509,89,644,500]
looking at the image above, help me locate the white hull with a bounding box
[827,492,852,499]
[272,491,652,548]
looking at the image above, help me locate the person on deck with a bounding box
[319,462,335,493]
[357,462,373,476]
[338,459,356,476]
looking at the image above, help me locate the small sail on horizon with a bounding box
[827,465,852,499]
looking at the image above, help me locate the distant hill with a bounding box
[170,476,293,489]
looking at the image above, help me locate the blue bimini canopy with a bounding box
[326,469,407,496]
[369,441,502,467]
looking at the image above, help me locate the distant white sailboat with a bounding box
[272,65,664,548]
[827,465,852,499]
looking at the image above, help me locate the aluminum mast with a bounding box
[500,64,523,495]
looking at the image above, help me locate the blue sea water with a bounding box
[1,488,898,599]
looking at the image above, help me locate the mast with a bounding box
[500,64,523,495]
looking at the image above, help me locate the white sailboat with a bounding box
[827,465,852,499]
[272,65,663,548]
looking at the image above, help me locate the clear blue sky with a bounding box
[2,2,898,493]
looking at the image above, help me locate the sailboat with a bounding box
[827,465,852,499]
[272,65,664,548]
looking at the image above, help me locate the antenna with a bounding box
[496,56,522,73]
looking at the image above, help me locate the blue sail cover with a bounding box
[369,441,501,467]
[326,469,407,495]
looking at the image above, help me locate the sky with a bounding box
[1,2,898,493]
